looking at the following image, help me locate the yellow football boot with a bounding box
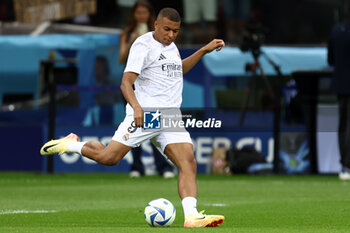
[40,133,79,155]
[184,210,225,227]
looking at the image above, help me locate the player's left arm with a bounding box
[182,39,225,74]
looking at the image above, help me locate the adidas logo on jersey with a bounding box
[158,53,166,60]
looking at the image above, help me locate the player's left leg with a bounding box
[164,143,197,199]
[164,142,225,227]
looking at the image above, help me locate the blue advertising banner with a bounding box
[0,124,43,171]
[49,126,279,174]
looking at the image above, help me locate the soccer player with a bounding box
[40,8,225,227]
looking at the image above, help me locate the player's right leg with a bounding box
[40,114,154,166]
[40,133,80,156]
[40,133,131,166]
[81,140,131,165]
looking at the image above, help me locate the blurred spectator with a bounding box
[115,0,138,28]
[182,0,218,44]
[327,11,350,180]
[220,0,251,44]
[119,0,175,178]
[119,0,155,64]
[93,56,121,125]
[95,56,112,86]
[94,56,120,106]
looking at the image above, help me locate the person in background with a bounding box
[220,0,251,44]
[119,0,175,178]
[119,0,155,64]
[95,56,117,106]
[328,11,350,180]
[115,0,138,28]
[182,0,218,44]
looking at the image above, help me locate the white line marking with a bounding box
[0,210,58,215]
[204,203,228,207]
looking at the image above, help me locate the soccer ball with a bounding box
[144,198,176,227]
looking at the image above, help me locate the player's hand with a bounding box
[203,39,225,53]
[134,106,143,128]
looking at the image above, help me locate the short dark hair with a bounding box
[157,8,181,22]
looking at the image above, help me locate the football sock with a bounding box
[67,141,86,154]
[182,196,199,218]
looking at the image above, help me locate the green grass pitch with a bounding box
[1,173,349,232]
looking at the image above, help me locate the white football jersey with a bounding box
[124,32,183,115]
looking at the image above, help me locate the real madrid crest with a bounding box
[122,133,130,141]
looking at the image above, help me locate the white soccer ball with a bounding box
[144,198,176,227]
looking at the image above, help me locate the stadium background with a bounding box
[0,0,347,175]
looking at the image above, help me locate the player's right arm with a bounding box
[122,36,149,127]
[120,72,143,127]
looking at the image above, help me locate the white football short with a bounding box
[112,114,193,153]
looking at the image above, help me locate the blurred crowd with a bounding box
[0,0,347,45]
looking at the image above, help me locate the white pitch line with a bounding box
[204,203,228,207]
[0,210,58,215]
